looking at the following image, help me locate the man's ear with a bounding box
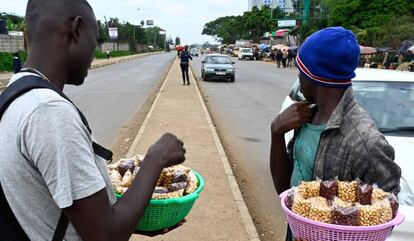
[70,16,83,43]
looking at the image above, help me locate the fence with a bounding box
[0,34,25,53]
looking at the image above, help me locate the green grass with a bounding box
[0,51,27,72]
[95,50,136,59]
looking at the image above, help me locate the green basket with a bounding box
[115,170,204,232]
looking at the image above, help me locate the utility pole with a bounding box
[134,8,140,43]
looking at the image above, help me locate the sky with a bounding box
[0,0,248,44]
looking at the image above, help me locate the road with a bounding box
[191,56,298,240]
[65,53,175,148]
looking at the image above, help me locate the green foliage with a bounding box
[202,6,284,44]
[324,0,414,47]
[175,37,181,46]
[94,50,135,59]
[0,51,27,72]
[203,0,414,48]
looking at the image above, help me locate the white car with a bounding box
[238,48,254,60]
[280,68,414,240]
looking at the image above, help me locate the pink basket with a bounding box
[280,190,405,241]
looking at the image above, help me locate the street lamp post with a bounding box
[134,8,140,43]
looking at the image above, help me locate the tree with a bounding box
[175,36,181,46]
[202,6,284,44]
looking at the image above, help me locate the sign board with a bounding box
[263,0,272,5]
[146,20,154,26]
[8,31,23,36]
[277,20,296,27]
[108,27,118,40]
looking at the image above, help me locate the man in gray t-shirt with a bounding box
[0,1,186,240]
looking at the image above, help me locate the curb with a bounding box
[190,68,261,241]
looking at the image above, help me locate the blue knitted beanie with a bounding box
[296,27,360,88]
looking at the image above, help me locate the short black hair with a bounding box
[25,0,95,44]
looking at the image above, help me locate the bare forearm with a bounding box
[110,155,164,240]
[270,134,292,194]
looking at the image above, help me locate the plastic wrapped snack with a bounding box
[389,194,399,218]
[298,181,321,199]
[153,187,169,194]
[338,181,358,203]
[357,182,373,205]
[185,171,198,195]
[117,159,135,176]
[359,204,382,226]
[115,186,128,195]
[172,169,188,183]
[109,170,122,188]
[372,198,393,224]
[333,197,353,208]
[372,187,389,201]
[285,188,297,210]
[320,179,338,200]
[168,182,187,192]
[308,197,333,223]
[292,195,312,219]
[332,204,359,226]
[152,189,184,200]
[121,169,133,187]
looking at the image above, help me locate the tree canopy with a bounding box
[202,0,414,48]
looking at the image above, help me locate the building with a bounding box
[248,0,293,12]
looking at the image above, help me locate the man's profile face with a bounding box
[67,13,98,86]
[299,73,316,103]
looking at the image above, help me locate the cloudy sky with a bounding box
[0,0,248,44]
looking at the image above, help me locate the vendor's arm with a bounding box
[353,135,401,194]
[270,101,312,194]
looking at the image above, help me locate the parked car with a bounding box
[190,48,199,57]
[280,68,414,240]
[201,54,235,82]
[238,48,254,60]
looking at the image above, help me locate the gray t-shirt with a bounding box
[0,73,116,240]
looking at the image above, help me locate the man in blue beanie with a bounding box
[269,27,401,240]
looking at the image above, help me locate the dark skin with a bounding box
[24,3,186,241]
[270,73,346,195]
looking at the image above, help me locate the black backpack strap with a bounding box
[0,75,112,240]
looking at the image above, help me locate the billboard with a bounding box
[146,20,154,26]
[277,20,296,27]
[108,27,118,40]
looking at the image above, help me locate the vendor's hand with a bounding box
[147,133,186,167]
[271,101,312,135]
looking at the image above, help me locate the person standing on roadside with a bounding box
[0,1,186,240]
[12,52,22,74]
[106,48,110,60]
[179,45,192,85]
[276,49,283,68]
[269,27,401,241]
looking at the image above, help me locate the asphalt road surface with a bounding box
[191,55,298,240]
[65,53,175,147]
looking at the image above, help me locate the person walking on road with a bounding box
[12,52,22,74]
[287,50,294,68]
[0,1,186,240]
[282,49,288,68]
[276,49,283,68]
[269,27,401,241]
[179,45,192,85]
